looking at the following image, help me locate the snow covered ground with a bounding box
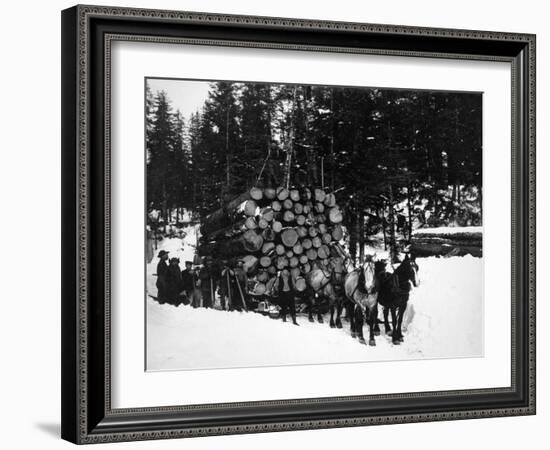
[146,235,483,371]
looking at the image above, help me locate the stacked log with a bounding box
[198,186,346,297]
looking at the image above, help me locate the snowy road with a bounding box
[146,237,483,371]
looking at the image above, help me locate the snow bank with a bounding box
[412,226,482,238]
[146,252,483,371]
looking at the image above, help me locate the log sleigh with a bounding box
[198,186,345,296]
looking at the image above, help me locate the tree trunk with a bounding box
[200,188,260,235]
[387,185,398,263]
[200,217,256,242]
[198,230,263,257]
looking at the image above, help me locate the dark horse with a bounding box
[307,258,347,328]
[376,255,419,345]
[344,257,379,346]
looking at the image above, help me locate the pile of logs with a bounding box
[198,186,345,296]
[410,226,482,257]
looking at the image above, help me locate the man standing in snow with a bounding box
[180,261,195,305]
[232,260,248,311]
[276,269,298,325]
[219,264,233,310]
[166,257,182,305]
[199,257,215,308]
[156,250,169,304]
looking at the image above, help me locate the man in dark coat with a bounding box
[180,261,195,305]
[198,257,215,308]
[231,260,248,311]
[165,257,182,305]
[276,269,298,325]
[218,264,232,310]
[155,250,169,304]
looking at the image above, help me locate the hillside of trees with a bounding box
[146,80,482,263]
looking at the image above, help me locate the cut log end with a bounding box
[281,228,299,248]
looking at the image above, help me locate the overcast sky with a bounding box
[146,78,212,122]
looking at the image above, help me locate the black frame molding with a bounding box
[61,4,536,444]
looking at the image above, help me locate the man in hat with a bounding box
[231,260,248,311]
[166,257,182,305]
[198,256,216,308]
[155,250,169,304]
[276,269,298,325]
[180,261,195,306]
[218,263,233,310]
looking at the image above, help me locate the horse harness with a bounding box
[312,267,344,295]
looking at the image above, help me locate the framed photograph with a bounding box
[61,5,536,444]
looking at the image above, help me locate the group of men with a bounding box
[154,250,249,311]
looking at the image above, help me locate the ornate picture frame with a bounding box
[61,4,536,444]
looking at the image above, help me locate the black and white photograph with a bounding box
[145,78,483,371]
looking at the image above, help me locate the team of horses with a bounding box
[305,253,419,346]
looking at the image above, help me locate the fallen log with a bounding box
[259,207,274,222]
[200,217,256,242]
[262,242,275,255]
[314,188,326,203]
[249,186,263,201]
[331,224,343,241]
[254,282,267,295]
[272,220,283,233]
[257,270,269,283]
[262,227,275,241]
[283,210,295,223]
[198,229,263,257]
[281,228,299,248]
[241,255,259,274]
[308,227,318,238]
[276,256,289,270]
[296,226,308,238]
[410,238,482,257]
[306,248,318,260]
[301,187,312,201]
[323,193,336,207]
[263,187,276,200]
[276,187,289,201]
[318,245,330,259]
[312,236,322,248]
[259,256,272,268]
[295,276,307,292]
[258,218,268,229]
[327,206,343,224]
[200,187,261,235]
